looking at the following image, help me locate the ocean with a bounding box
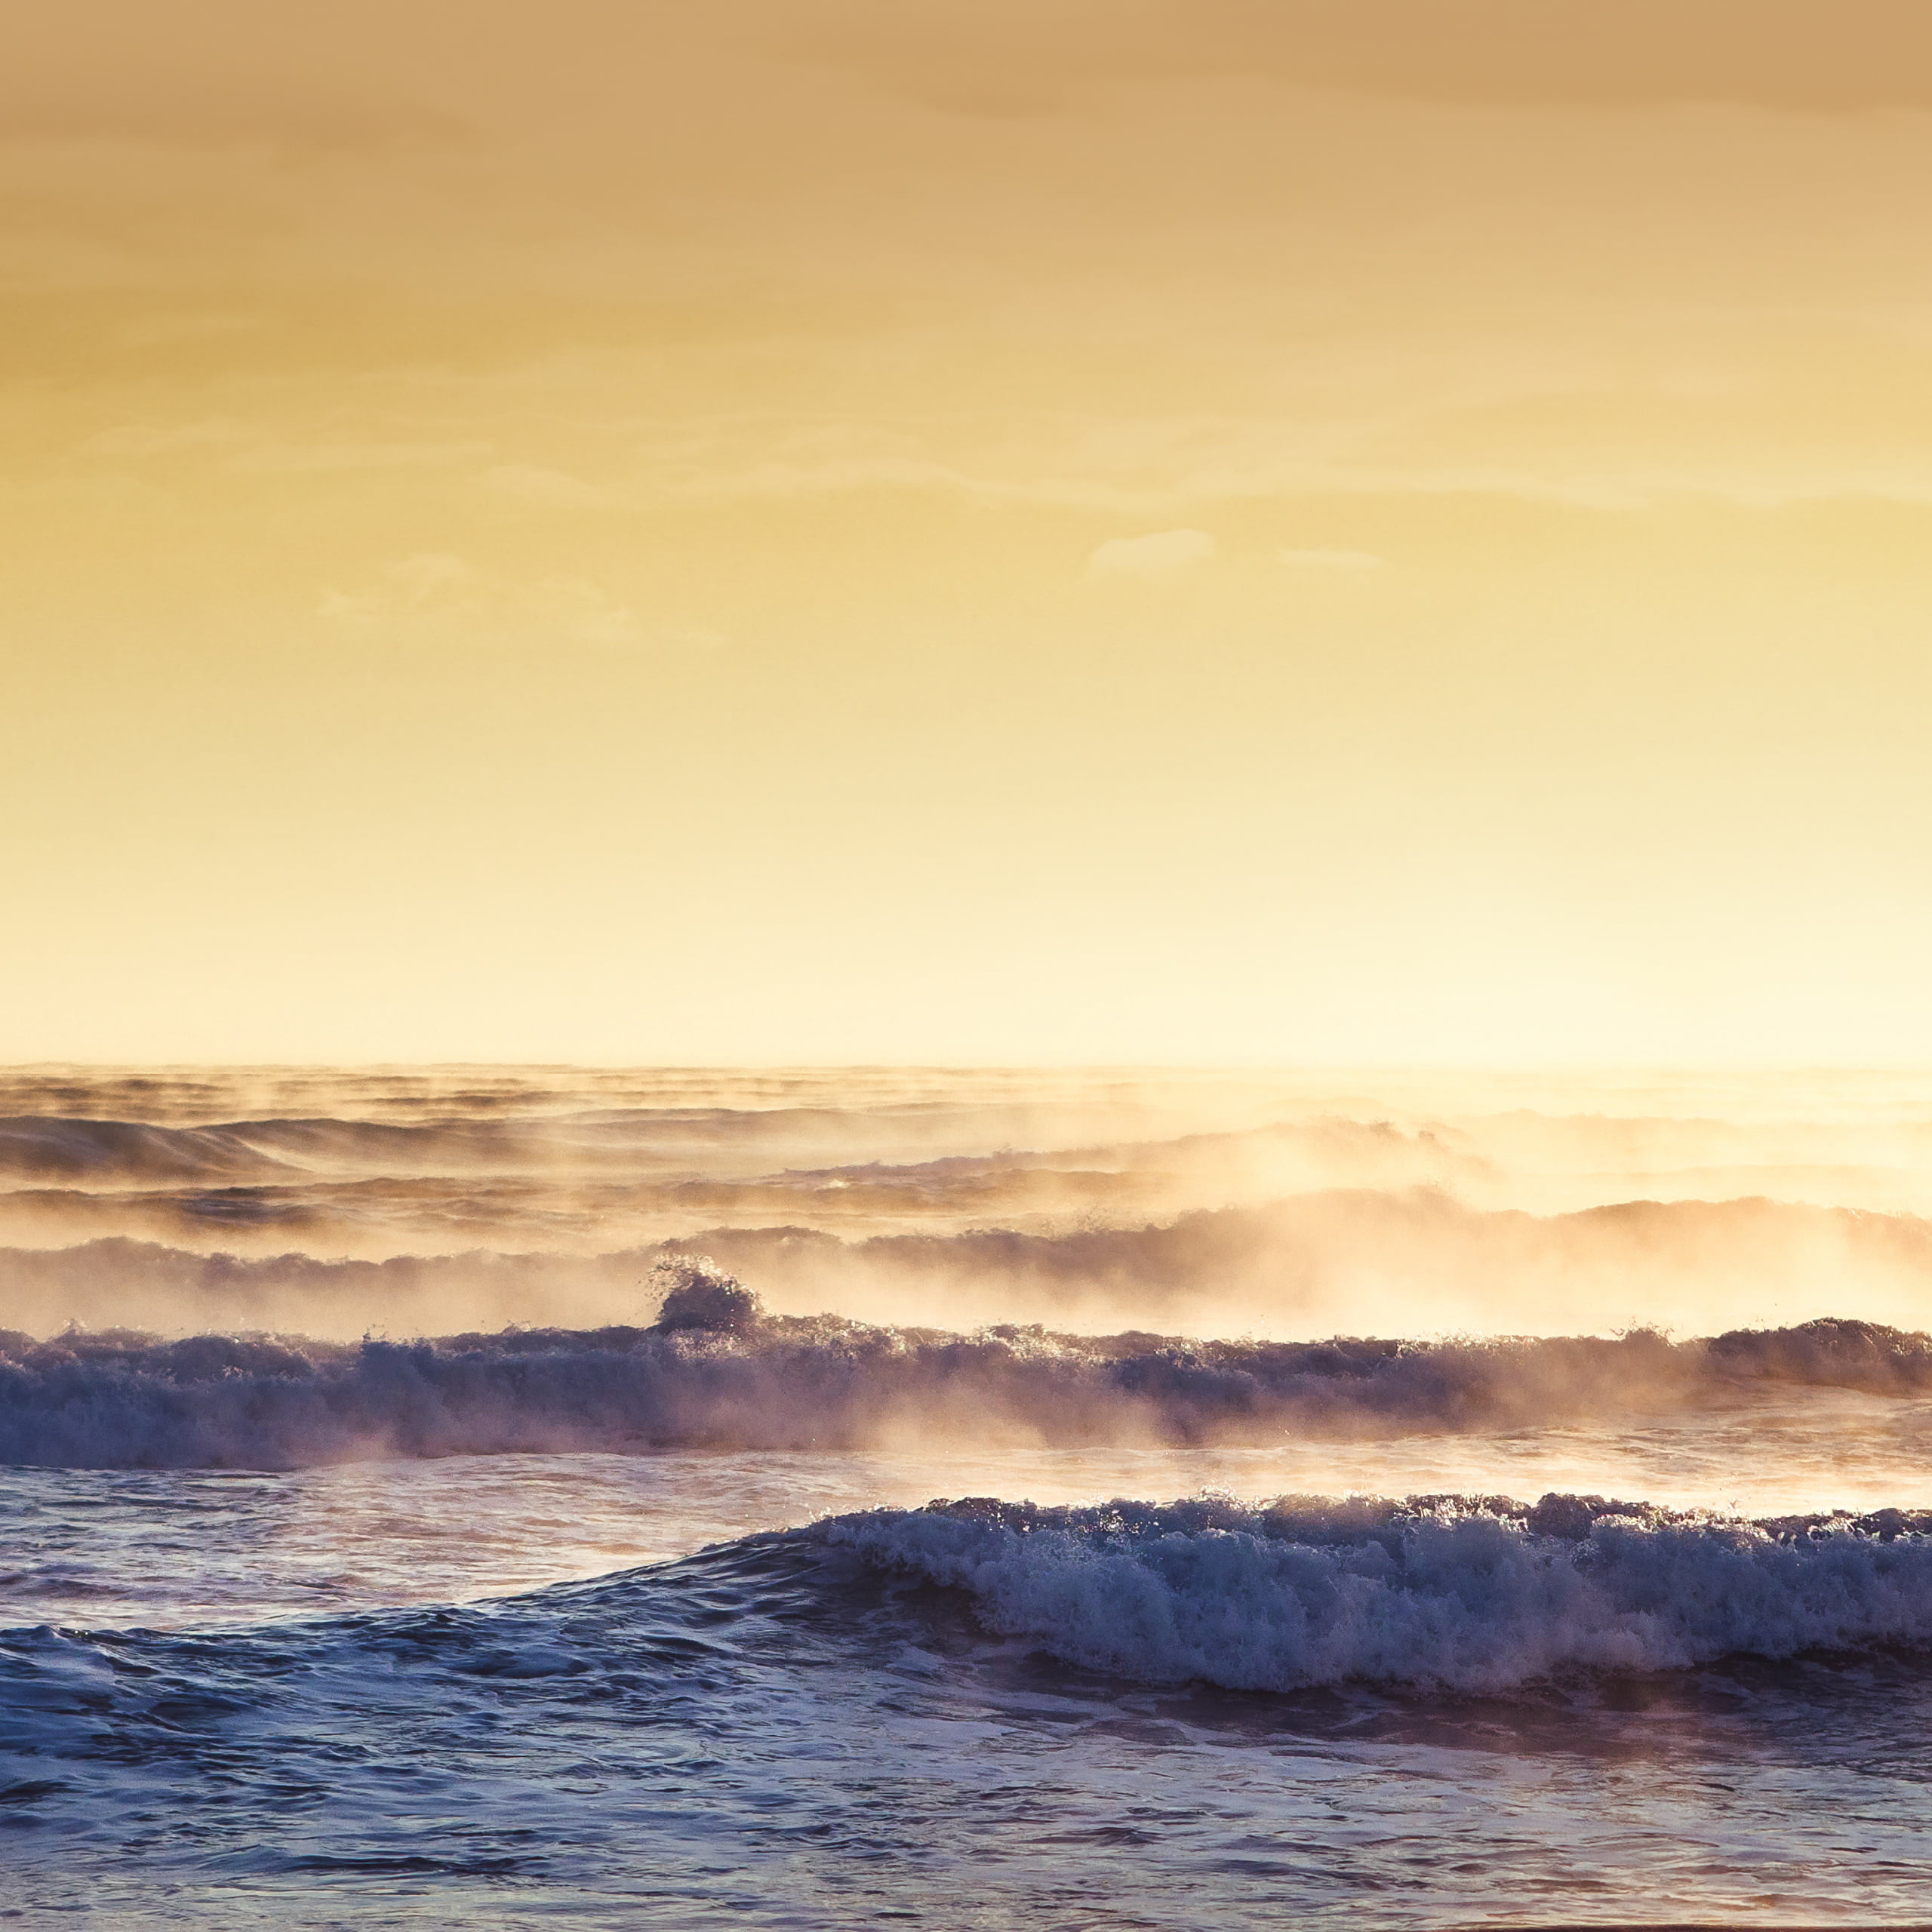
[6,1066,1932,1927]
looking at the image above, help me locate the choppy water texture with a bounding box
[10,1068,1932,1927]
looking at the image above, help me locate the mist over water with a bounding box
[9,1064,1932,1340]
[10,1066,1932,1926]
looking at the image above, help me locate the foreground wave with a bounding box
[8,1491,1932,1697]
[4,1312,1932,1467]
[835,1494,1932,1693]
[11,1490,1932,1926]
[4,1513,1928,1927]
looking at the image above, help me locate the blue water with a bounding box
[10,1467,1932,1927]
[13,1066,1932,1926]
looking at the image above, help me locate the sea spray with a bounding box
[4,1312,1932,1469]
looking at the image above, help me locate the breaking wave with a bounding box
[5,1312,1932,1469]
[12,1490,1932,1703]
[828,1493,1932,1693]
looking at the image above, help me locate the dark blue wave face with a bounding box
[9,1515,1932,1928]
[0,1533,878,1920]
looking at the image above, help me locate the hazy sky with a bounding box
[8,1,1932,1063]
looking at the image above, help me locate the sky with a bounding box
[6,0,1932,1064]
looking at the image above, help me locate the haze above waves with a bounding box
[5,1066,1932,1343]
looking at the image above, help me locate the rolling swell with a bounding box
[0,1118,292,1182]
[0,1100,1300,1183]
[2,1314,1930,1469]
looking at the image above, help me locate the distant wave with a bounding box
[826,1192,1932,1306]
[0,1237,663,1336]
[10,1176,1932,1339]
[0,1114,571,1181]
[4,1313,1932,1469]
[828,1494,1932,1693]
[0,1103,1384,1183]
[0,1118,294,1183]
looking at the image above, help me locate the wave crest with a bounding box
[828,1494,1932,1693]
[2,1312,1931,1468]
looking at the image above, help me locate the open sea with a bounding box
[8,1066,1932,1928]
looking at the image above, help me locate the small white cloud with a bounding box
[525,574,641,649]
[1088,528,1217,578]
[1277,547,1386,571]
[386,551,479,603]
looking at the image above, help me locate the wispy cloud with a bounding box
[319,552,642,649]
[1278,547,1386,570]
[482,464,625,509]
[1087,528,1216,578]
[79,417,254,457]
[234,441,493,474]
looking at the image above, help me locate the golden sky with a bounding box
[7,2,1932,1063]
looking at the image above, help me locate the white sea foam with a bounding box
[830,1497,1932,1693]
